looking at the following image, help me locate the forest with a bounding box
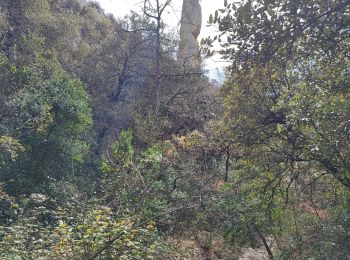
[0,0,349,259]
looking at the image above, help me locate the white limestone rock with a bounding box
[178,0,202,70]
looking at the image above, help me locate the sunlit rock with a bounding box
[178,0,202,70]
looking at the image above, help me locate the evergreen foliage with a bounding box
[0,0,349,259]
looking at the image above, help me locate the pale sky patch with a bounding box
[95,0,229,80]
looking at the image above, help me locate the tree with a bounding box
[202,0,350,257]
[143,0,172,113]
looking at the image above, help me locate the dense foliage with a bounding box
[0,0,349,259]
[203,0,350,258]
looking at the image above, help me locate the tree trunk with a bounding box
[256,226,274,259]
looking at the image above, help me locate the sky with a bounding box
[96,0,223,38]
[96,0,229,80]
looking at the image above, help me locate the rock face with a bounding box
[178,0,202,70]
[77,0,88,7]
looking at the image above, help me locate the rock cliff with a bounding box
[178,0,202,70]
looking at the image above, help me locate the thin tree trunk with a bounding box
[155,0,161,114]
[256,226,274,259]
[224,149,230,182]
